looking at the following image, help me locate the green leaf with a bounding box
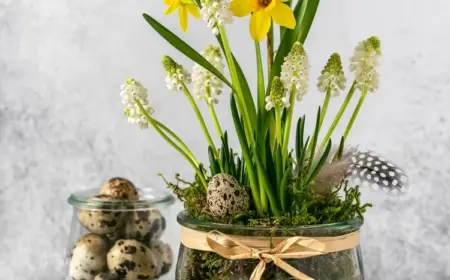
[279,168,292,212]
[306,107,321,175]
[208,146,220,176]
[306,139,332,186]
[275,144,283,187]
[231,95,262,214]
[335,136,345,161]
[143,14,232,89]
[255,41,265,120]
[268,0,320,89]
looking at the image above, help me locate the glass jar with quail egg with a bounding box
[66,177,176,280]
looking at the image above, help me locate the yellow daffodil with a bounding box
[230,0,296,41]
[164,0,200,32]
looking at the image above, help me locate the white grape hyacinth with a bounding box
[350,36,381,92]
[201,0,233,35]
[317,53,346,96]
[121,78,155,129]
[162,55,192,92]
[280,42,309,101]
[265,76,290,111]
[192,45,225,104]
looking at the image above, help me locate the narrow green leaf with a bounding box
[306,107,321,175]
[279,168,292,212]
[268,0,320,89]
[231,95,262,214]
[208,146,220,176]
[275,144,283,187]
[255,41,265,119]
[143,14,232,89]
[265,135,276,187]
[306,139,332,185]
[335,136,345,161]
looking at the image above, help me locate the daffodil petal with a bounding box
[179,5,188,31]
[164,0,172,5]
[270,2,296,29]
[250,11,271,41]
[187,4,200,18]
[164,0,180,15]
[230,0,254,17]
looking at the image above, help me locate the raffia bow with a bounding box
[180,226,360,280]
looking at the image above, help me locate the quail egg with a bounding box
[78,195,126,235]
[94,272,120,280]
[206,173,250,219]
[107,239,157,280]
[100,177,139,200]
[151,240,173,277]
[125,209,166,244]
[69,233,109,280]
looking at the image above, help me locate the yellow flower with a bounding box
[230,0,296,41]
[164,0,200,32]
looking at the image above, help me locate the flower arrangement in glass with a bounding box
[120,0,409,279]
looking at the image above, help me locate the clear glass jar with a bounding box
[66,186,175,280]
[175,211,364,280]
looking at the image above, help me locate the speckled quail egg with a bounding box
[100,177,139,200]
[94,272,120,280]
[107,239,157,280]
[206,173,250,219]
[151,240,173,277]
[78,195,126,235]
[125,209,166,244]
[69,233,109,280]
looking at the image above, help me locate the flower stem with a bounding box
[319,88,332,129]
[281,87,296,162]
[205,89,223,138]
[343,89,368,140]
[135,99,207,189]
[153,118,197,163]
[275,107,282,146]
[319,81,356,150]
[267,22,274,74]
[182,84,222,169]
[219,26,254,147]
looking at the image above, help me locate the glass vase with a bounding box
[175,211,364,280]
[66,186,175,280]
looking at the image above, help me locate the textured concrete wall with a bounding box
[1,0,449,279]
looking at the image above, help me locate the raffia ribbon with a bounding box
[180,226,360,280]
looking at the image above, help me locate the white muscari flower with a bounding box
[280,42,309,101]
[317,53,347,96]
[162,55,192,92]
[120,78,154,129]
[200,0,233,35]
[192,45,225,104]
[265,76,290,111]
[350,36,381,92]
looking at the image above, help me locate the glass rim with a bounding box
[68,187,175,210]
[177,211,363,233]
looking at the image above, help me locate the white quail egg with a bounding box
[206,174,250,219]
[151,240,173,277]
[69,233,109,280]
[107,239,157,280]
[78,195,126,235]
[100,177,139,200]
[125,209,166,244]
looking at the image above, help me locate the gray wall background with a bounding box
[1,0,449,279]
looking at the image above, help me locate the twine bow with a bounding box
[180,226,360,280]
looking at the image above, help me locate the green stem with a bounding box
[205,89,223,137]
[135,99,207,189]
[275,107,282,146]
[219,26,254,147]
[182,83,223,171]
[153,118,197,163]
[267,22,274,74]
[281,87,296,162]
[343,89,368,140]
[319,88,332,129]
[319,81,357,150]
[255,41,265,119]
